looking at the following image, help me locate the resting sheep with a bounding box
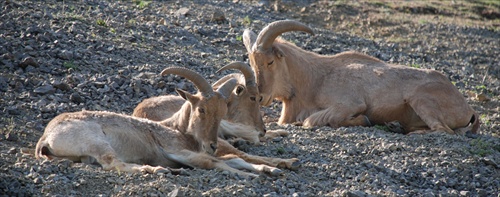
[133,62,299,172]
[35,67,276,177]
[242,20,480,135]
[133,62,265,144]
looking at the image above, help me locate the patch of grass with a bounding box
[127,19,136,27]
[63,61,77,69]
[469,138,495,157]
[236,35,243,41]
[480,114,491,126]
[373,125,389,132]
[96,19,107,27]
[135,0,150,9]
[110,28,116,34]
[276,146,287,154]
[410,63,421,68]
[242,16,252,26]
[418,19,428,24]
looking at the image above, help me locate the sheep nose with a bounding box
[210,143,217,152]
[258,96,263,102]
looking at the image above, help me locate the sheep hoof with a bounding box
[170,168,189,175]
[289,160,302,170]
[269,168,283,176]
[465,130,479,139]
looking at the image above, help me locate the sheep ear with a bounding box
[176,88,198,104]
[273,46,284,58]
[243,29,257,53]
[234,85,245,96]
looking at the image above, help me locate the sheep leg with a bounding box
[303,103,368,128]
[224,158,282,176]
[216,139,301,171]
[164,149,258,178]
[406,91,456,134]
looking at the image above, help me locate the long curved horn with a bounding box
[217,62,256,87]
[161,67,213,97]
[255,20,314,52]
[212,73,241,88]
[216,78,238,100]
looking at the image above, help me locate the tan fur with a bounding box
[133,74,268,144]
[244,23,480,135]
[133,76,300,174]
[34,73,268,177]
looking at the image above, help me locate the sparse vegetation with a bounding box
[135,0,150,9]
[63,61,77,69]
[469,138,495,157]
[96,18,107,27]
[242,16,252,26]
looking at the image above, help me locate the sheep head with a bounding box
[161,67,237,155]
[216,61,266,137]
[243,20,314,106]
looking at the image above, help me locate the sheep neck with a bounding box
[276,40,328,124]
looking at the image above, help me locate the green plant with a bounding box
[373,125,389,132]
[410,63,421,68]
[96,19,107,27]
[63,61,77,69]
[135,0,150,9]
[276,146,286,154]
[242,16,252,26]
[469,138,494,157]
[236,35,243,41]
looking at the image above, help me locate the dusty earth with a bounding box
[1,0,499,196]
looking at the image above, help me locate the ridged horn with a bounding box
[212,73,241,89]
[161,67,213,97]
[216,78,238,100]
[255,20,314,52]
[217,61,256,88]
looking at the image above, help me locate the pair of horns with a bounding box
[249,20,315,52]
[160,67,236,98]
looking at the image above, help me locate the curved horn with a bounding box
[216,78,238,100]
[255,20,314,52]
[217,61,256,87]
[212,73,241,88]
[161,67,213,96]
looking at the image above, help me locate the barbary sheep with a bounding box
[242,20,479,135]
[133,62,300,172]
[34,67,275,177]
[133,62,265,144]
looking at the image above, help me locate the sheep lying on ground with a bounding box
[133,62,288,144]
[242,20,480,135]
[133,62,300,172]
[35,67,283,177]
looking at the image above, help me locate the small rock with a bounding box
[34,85,55,95]
[8,147,17,154]
[175,8,190,17]
[5,133,18,142]
[211,10,226,22]
[53,81,71,91]
[70,92,84,103]
[18,56,38,68]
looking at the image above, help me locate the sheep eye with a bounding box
[198,108,205,114]
[250,97,256,101]
[267,60,274,66]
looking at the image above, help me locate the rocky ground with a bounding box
[1,0,499,196]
